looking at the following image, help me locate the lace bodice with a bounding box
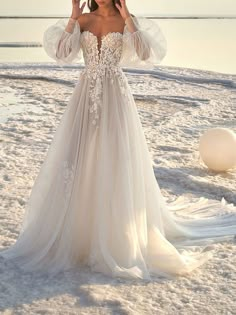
[79,30,128,127]
[80,31,123,69]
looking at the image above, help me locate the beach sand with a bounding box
[0,63,235,314]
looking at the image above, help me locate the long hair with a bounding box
[87,0,121,12]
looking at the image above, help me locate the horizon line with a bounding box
[0,15,236,19]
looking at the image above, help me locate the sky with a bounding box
[1,0,236,16]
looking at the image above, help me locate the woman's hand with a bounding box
[71,0,86,20]
[115,0,131,20]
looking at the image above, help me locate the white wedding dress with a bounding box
[1,16,236,280]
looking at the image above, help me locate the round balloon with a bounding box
[199,128,236,171]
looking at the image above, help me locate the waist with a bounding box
[82,63,122,76]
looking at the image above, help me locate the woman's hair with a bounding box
[88,0,121,12]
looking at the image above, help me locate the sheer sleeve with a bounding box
[43,18,83,66]
[120,16,167,69]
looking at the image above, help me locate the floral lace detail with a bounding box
[80,31,130,128]
[63,160,76,206]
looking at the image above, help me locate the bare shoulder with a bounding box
[77,13,93,31]
[77,11,134,32]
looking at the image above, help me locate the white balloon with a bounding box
[199,128,236,171]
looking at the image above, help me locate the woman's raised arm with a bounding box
[43,0,86,65]
[116,0,167,69]
[120,16,167,70]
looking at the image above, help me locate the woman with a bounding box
[1,0,236,280]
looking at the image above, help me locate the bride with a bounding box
[1,0,236,280]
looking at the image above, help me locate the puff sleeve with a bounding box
[43,18,83,66]
[120,16,167,69]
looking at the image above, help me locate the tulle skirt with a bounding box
[1,69,236,280]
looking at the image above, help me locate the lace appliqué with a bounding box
[80,31,130,129]
[63,160,76,206]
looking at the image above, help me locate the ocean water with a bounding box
[0,17,235,74]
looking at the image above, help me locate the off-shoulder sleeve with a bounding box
[43,18,83,66]
[120,16,167,69]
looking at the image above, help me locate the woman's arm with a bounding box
[56,0,86,58]
[56,18,77,58]
[115,0,151,60]
[124,16,151,61]
[43,19,81,65]
[64,17,78,34]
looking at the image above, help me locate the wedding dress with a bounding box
[1,16,236,280]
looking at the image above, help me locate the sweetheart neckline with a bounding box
[81,30,124,61]
[81,30,124,40]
